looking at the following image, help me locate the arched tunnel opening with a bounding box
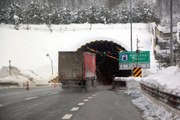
[77,40,131,84]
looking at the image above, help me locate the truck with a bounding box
[58,51,96,90]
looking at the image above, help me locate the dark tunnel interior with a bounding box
[77,40,131,84]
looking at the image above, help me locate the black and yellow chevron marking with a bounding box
[133,67,142,77]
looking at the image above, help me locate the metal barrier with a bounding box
[140,83,180,110]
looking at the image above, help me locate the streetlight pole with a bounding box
[46,53,53,75]
[170,0,174,66]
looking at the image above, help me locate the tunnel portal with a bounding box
[77,40,131,84]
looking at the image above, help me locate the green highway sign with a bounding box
[119,51,150,69]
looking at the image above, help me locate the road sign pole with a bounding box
[136,38,140,67]
[130,0,133,76]
[170,0,174,66]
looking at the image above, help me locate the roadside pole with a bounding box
[9,60,11,75]
[170,0,174,66]
[130,0,133,76]
[130,0,132,52]
[136,38,140,67]
[26,81,30,90]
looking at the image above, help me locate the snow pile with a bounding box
[141,66,180,96]
[0,75,30,86]
[124,89,141,99]
[124,86,180,120]
[120,66,180,96]
[0,66,48,86]
[132,95,180,120]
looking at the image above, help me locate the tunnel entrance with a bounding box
[77,40,131,84]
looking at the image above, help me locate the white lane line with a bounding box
[71,107,79,111]
[78,102,85,106]
[95,92,99,95]
[50,92,59,95]
[88,96,93,99]
[92,94,96,97]
[92,92,99,96]
[83,99,88,102]
[24,96,38,101]
[0,104,4,107]
[62,114,73,119]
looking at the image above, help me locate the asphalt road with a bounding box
[0,85,141,120]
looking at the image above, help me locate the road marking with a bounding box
[78,102,85,106]
[83,99,88,102]
[62,114,73,119]
[71,107,79,111]
[24,96,38,101]
[0,104,4,107]
[88,96,93,99]
[50,92,59,95]
[92,92,99,96]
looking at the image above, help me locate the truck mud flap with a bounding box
[85,79,97,91]
[61,80,86,90]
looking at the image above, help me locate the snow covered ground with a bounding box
[124,80,180,120]
[131,92,180,120]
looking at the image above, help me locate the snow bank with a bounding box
[141,66,180,96]
[0,75,30,86]
[124,84,180,120]
[119,67,180,120]
[119,66,180,96]
[0,66,48,86]
[114,77,141,91]
[132,95,180,120]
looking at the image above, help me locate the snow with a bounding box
[0,23,155,79]
[118,65,180,96]
[124,81,180,120]
[0,66,48,87]
[156,25,177,33]
[132,95,179,120]
[155,45,170,57]
[141,66,180,96]
[0,75,29,85]
[13,15,19,21]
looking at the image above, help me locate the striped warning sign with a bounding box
[133,67,142,77]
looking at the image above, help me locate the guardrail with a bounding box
[140,83,180,110]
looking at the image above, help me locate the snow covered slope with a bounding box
[0,23,155,80]
[0,66,47,86]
